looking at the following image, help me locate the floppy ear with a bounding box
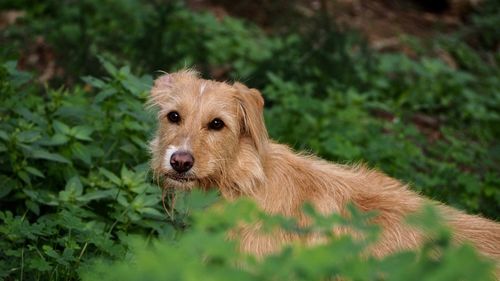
[234,82,269,157]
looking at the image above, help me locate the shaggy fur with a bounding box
[149,70,500,268]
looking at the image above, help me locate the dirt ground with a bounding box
[187,0,481,53]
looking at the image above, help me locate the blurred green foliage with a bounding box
[82,192,496,281]
[1,0,499,280]
[0,0,272,81]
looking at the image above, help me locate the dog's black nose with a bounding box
[170,151,194,173]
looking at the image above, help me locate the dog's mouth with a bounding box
[165,172,197,183]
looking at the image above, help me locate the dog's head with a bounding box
[149,70,268,189]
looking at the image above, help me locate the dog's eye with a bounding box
[208,118,224,131]
[166,111,181,124]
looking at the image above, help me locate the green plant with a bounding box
[470,0,500,50]
[1,0,272,83]
[0,60,174,280]
[82,191,496,281]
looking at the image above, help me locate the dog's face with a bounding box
[149,70,267,189]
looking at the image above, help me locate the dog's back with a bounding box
[223,141,500,262]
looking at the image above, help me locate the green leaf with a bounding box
[25,200,40,215]
[66,176,83,195]
[142,194,160,207]
[0,130,8,141]
[98,56,118,76]
[23,189,59,206]
[17,170,30,184]
[58,210,86,230]
[31,149,71,164]
[99,168,122,186]
[120,165,134,186]
[15,107,45,125]
[94,88,117,103]
[59,176,83,201]
[4,60,32,86]
[27,256,52,272]
[17,130,40,143]
[81,76,107,88]
[71,142,92,165]
[130,135,148,149]
[77,190,115,202]
[129,183,148,194]
[119,143,138,155]
[25,166,45,178]
[42,134,70,146]
[116,193,129,207]
[0,176,15,199]
[42,245,61,260]
[121,74,151,96]
[53,120,71,135]
[71,126,94,141]
[123,120,143,131]
[137,207,164,219]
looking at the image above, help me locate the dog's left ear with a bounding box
[234,82,269,157]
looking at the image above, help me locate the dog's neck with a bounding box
[215,138,268,200]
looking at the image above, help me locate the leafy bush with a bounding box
[0,60,171,280]
[82,191,496,281]
[470,0,500,50]
[1,0,271,81]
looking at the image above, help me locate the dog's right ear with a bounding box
[234,82,269,157]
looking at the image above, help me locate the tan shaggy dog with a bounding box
[148,70,500,269]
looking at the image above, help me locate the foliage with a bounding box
[82,191,496,281]
[469,0,500,50]
[0,61,171,280]
[1,0,271,81]
[1,0,500,280]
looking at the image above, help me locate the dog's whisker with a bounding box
[161,186,176,221]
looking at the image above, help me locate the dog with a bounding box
[148,70,500,265]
